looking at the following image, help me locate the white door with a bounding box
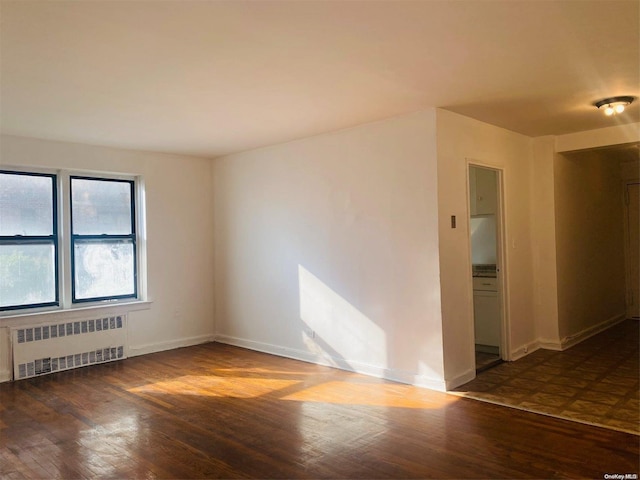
[625,182,639,319]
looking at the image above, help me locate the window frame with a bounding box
[70,175,138,304]
[0,170,60,311]
[0,168,145,316]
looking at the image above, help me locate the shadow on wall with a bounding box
[296,264,444,387]
[298,264,387,373]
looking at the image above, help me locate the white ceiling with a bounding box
[1,0,638,158]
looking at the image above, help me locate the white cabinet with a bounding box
[469,167,497,215]
[473,277,497,291]
[472,276,500,351]
[473,290,500,349]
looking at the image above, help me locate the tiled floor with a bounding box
[475,350,501,371]
[454,320,639,435]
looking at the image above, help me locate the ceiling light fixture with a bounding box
[594,96,635,116]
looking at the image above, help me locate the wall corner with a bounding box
[531,136,561,345]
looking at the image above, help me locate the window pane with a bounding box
[0,173,54,236]
[74,239,135,300]
[71,178,132,235]
[0,243,56,308]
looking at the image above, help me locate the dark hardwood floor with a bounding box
[1,342,638,479]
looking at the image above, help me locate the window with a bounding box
[0,171,58,310]
[71,177,137,303]
[0,169,142,313]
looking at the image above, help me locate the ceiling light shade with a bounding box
[594,96,635,116]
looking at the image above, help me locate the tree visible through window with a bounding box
[71,177,137,302]
[0,170,140,312]
[0,171,58,310]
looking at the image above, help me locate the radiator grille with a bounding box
[12,315,127,380]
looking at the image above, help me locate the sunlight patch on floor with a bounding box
[128,375,300,398]
[212,367,312,377]
[282,380,458,409]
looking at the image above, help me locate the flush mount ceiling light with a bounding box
[594,96,635,116]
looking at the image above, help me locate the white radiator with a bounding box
[11,315,127,380]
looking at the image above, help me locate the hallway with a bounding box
[454,320,639,434]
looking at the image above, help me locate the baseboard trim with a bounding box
[510,340,541,361]
[508,313,627,361]
[0,369,11,383]
[445,368,476,390]
[129,334,216,357]
[214,334,447,392]
[538,338,563,351]
[560,313,626,350]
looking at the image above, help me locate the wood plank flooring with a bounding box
[1,343,638,479]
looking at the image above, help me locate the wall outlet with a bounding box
[523,346,528,353]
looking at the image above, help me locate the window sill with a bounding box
[0,300,153,328]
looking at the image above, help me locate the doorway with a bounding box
[468,165,505,372]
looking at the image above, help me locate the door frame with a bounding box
[622,180,640,319]
[466,161,511,365]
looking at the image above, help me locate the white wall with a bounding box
[2,120,631,388]
[0,135,215,381]
[554,149,627,341]
[436,109,535,387]
[531,136,561,348]
[530,126,639,351]
[213,110,447,389]
[0,329,10,382]
[555,123,640,153]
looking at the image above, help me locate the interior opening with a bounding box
[468,165,504,372]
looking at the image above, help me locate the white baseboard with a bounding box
[560,313,626,350]
[386,369,447,392]
[129,334,216,357]
[510,340,541,361]
[0,369,11,383]
[214,334,447,392]
[508,313,627,362]
[538,338,563,351]
[445,368,476,390]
